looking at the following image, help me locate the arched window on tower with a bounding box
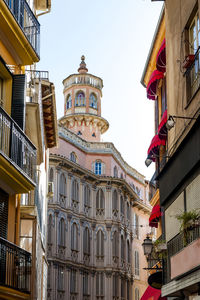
[96,230,104,260]
[95,160,102,175]
[120,195,124,218]
[96,189,105,216]
[71,179,79,211]
[84,185,90,215]
[83,227,90,255]
[75,91,85,107]
[59,173,66,205]
[49,167,54,182]
[66,94,72,109]
[121,235,125,261]
[89,93,97,109]
[70,152,77,163]
[112,231,119,262]
[114,166,118,178]
[127,240,130,264]
[112,190,118,218]
[48,214,53,244]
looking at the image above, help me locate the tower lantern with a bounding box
[60,56,109,142]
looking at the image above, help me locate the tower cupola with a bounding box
[59,56,109,142]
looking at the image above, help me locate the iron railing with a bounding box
[3,0,40,57]
[0,106,36,183]
[26,70,49,81]
[186,47,200,102]
[0,237,31,293]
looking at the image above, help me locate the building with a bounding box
[142,1,200,300]
[0,0,57,299]
[47,57,152,300]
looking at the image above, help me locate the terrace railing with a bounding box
[0,237,31,293]
[3,0,40,57]
[0,106,36,183]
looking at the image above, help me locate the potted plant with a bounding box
[153,239,167,252]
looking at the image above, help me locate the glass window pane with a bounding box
[20,219,33,236]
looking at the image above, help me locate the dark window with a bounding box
[0,189,8,239]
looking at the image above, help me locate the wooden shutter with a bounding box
[0,188,9,239]
[11,74,26,130]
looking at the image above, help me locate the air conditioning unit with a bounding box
[48,182,54,197]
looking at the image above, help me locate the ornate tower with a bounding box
[59,56,109,142]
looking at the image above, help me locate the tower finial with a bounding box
[78,55,88,73]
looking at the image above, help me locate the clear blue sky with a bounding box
[38,0,163,180]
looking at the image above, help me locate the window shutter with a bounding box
[11,74,26,130]
[0,188,8,239]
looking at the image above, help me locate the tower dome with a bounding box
[59,56,109,142]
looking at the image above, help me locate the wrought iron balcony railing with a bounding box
[3,0,40,57]
[185,47,200,102]
[0,106,36,183]
[0,237,31,293]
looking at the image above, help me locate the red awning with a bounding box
[140,286,166,300]
[149,205,161,228]
[147,70,164,100]
[158,109,167,140]
[156,39,166,73]
[147,135,166,162]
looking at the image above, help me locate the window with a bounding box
[58,218,65,247]
[121,280,125,299]
[121,235,125,260]
[70,152,77,163]
[83,227,90,255]
[83,272,89,296]
[127,240,130,263]
[127,202,130,221]
[66,94,72,109]
[133,213,139,239]
[95,161,102,175]
[48,214,53,244]
[96,189,105,216]
[112,231,119,259]
[135,288,140,300]
[89,93,97,109]
[135,251,140,276]
[70,269,77,294]
[113,274,118,297]
[120,195,124,215]
[20,219,33,253]
[97,230,104,258]
[75,91,85,106]
[0,77,3,106]
[189,12,200,54]
[71,223,78,251]
[127,282,130,300]
[112,190,118,217]
[96,272,104,297]
[71,179,79,202]
[84,185,90,211]
[59,173,66,197]
[58,266,64,291]
[114,166,118,177]
[49,168,54,182]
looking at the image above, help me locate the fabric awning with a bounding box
[140,285,166,300]
[158,109,167,140]
[149,205,161,228]
[147,134,166,162]
[156,39,166,73]
[147,70,164,100]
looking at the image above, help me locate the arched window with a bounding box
[121,279,125,299]
[71,179,79,202]
[96,189,105,216]
[66,94,72,109]
[97,230,104,258]
[49,168,54,182]
[84,185,90,209]
[48,214,53,244]
[75,91,85,106]
[112,231,119,259]
[113,274,118,297]
[120,195,124,215]
[58,218,65,247]
[127,240,130,263]
[135,288,140,300]
[112,190,118,218]
[121,235,125,260]
[83,227,90,255]
[71,223,78,251]
[135,251,140,276]
[127,202,130,221]
[59,173,66,197]
[95,161,102,175]
[96,272,104,297]
[114,166,118,177]
[89,93,97,109]
[83,272,89,296]
[70,152,77,163]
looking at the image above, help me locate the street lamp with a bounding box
[142,236,153,256]
[166,114,197,130]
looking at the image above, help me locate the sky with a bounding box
[38,0,163,180]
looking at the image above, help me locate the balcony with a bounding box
[4,0,40,56]
[0,237,31,296]
[0,106,36,193]
[185,47,200,104]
